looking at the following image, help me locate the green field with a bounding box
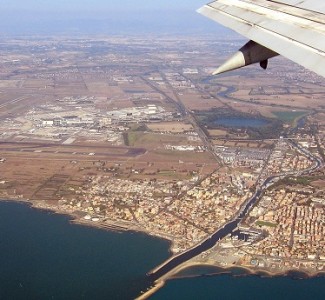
[272,110,307,123]
[124,132,143,146]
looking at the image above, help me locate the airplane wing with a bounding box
[198,0,325,77]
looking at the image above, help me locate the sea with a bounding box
[0,201,324,300]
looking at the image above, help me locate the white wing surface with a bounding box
[198,0,325,77]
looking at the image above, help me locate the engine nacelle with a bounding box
[213,40,279,75]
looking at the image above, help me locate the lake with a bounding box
[213,117,269,128]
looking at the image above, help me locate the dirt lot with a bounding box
[147,122,193,133]
[0,139,218,200]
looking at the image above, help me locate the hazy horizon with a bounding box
[0,0,232,36]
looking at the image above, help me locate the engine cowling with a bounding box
[213,40,279,75]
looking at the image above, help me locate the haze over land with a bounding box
[0,33,324,274]
[0,0,325,299]
[0,0,229,35]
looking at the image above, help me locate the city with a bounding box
[0,35,324,284]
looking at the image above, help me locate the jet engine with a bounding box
[213,40,279,75]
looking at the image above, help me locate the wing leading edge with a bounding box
[198,0,325,77]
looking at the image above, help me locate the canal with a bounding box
[149,117,323,282]
[150,182,270,280]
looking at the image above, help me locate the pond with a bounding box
[212,117,269,128]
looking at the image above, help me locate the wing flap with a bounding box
[198,0,325,77]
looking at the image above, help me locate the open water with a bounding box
[0,201,169,299]
[0,201,324,300]
[213,117,269,128]
[152,272,325,300]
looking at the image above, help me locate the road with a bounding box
[149,177,268,280]
[149,135,323,281]
[0,96,29,109]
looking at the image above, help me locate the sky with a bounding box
[0,0,229,35]
[1,0,206,12]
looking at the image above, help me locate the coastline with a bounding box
[169,263,325,280]
[136,281,165,300]
[1,197,324,300]
[138,262,325,300]
[0,197,175,251]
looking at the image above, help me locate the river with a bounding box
[150,182,268,280]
